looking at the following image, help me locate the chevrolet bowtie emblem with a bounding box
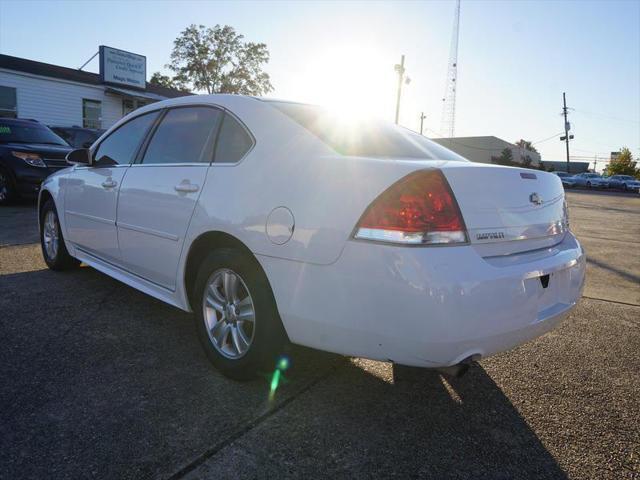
[529,192,543,205]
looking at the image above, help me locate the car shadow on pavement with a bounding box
[227,357,568,480]
[0,266,566,479]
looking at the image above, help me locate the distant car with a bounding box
[49,126,105,149]
[605,175,640,192]
[571,172,608,189]
[0,118,72,205]
[552,171,576,188]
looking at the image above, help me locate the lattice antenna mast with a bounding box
[441,0,461,137]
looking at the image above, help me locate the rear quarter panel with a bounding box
[185,98,433,266]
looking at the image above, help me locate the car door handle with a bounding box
[174,183,199,193]
[101,179,117,189]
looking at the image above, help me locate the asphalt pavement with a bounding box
[0,191,638,479]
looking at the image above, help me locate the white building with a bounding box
[0,49,189,129]
[432,136,541,167]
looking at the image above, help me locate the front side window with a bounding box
[0,86,17,118]
[74,130,100,149]
[83,99,102,129]
[268,101,467,161]
[93,111,160,166]
[141,107,221,165]
[214,113,254,163]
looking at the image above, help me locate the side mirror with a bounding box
[66,148,92,166]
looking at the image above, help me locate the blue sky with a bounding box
[1,0,638,167]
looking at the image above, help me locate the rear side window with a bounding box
[94,111,159,165]
[268,101,466,161]
[214,113,253,163]
[141,107,221,165]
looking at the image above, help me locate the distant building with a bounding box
[432,136,541,167]
[541,161,590,173]
[0,49,190,129]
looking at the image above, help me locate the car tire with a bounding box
[0,166,17,206]
[193,248,288,380]
[40,199,80,271]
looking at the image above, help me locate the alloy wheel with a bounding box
[202,268,256,359]
[43,210,59,260]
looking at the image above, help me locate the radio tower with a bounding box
[441,0,461,138]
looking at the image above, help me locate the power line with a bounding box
[572,109,640,125]
[532,132,564,145]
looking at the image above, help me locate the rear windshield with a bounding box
[268,101,466,161]
[0,121,67,146]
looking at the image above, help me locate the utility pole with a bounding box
[394,55,410,124]
[419,112,426,135]
[560,92,574,173]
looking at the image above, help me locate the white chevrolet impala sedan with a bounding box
[38,95,586,379]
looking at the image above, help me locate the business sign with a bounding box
[99,46,146,90]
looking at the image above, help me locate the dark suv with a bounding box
[0,118,72,205]
[49,126,105,149]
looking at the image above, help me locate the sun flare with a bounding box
[291,45,396,121]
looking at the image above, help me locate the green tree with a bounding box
[149,72,185,90]
[499,148,513,164]
[514,139,539,154]
[605,147,639,177]
[167,24,273,95]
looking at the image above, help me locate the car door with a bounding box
[115,106,222,290]
[64,111,160,263]
[610,176,621,189]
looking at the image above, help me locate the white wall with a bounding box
[0,69,123,128]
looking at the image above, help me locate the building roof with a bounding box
[0,53,191,99]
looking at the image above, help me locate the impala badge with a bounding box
[529,192,543,205]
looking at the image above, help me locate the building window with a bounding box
[122,98,150,116]
[83,99,102,129]
[0,86,17,118]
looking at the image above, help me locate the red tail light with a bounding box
[354,170,468,245]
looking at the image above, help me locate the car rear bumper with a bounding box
[259,232,586,367]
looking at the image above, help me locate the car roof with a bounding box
[0,118,42,125]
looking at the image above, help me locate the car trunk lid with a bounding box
[440,162,567,256]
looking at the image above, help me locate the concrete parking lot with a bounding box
[1,190,638,479]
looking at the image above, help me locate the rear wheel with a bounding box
[0,167,16,205]
[40,199,80,270]
[193,248,287,380]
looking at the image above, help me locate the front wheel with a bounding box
[40,199,80,270]
[193,248,287,380]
